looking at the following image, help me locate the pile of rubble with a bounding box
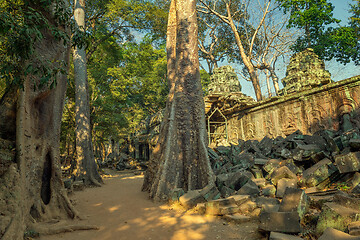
[172,129,360,239]
[99,153,147,172]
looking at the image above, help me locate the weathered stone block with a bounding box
[276,179,297,198]
[270,166,297,186]
[262,184,276,197]
[232,151,254,169]
[250,167,263,179]
[236,179,260,197]
[350,139,360,152]
[255,158,270,166]
[179,190,205,209]
[348,221,360,236]
[333,193,360,211]
[318,227,360,240]
[253,178,267,188]
[219,185,235,198]
[223,213,251,224]
[256,196,280,212]
[298,144,322,159]
[351,172,360,188]
[238,199,257,214]
[300,158,338,187]
[230,194,250,205]
[269,232,302,240]
[169,188,185,202]
[205,198,236,215]
[334,152,360,173]
[279,188,309,219]
[263,159,281,175]
[218,171,253,191]
[316,202,360,234]
[199,184,221,201]
[259,211,302,233]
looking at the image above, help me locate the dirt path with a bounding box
[41,171,264,240]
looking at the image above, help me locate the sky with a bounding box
[226,0,360,99]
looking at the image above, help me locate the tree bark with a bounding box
[225,4,262,101]
[0,2,78,239]
[73,0,103,186]
[142,0,215,201]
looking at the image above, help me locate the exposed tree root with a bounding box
[60,189,82,219]
[31,221,99,236]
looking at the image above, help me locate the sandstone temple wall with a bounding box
[210,75,360,143]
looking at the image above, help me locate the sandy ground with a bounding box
[40,170,265,240]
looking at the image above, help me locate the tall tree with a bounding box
[198,0,276,101]
[276,0,339,59]
[0,1,80,239]
[73,0,103,185]
[142,0,215,200]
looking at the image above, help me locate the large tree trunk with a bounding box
[73,0,103,186]
[0,3,78,239]
[142,0,215,201]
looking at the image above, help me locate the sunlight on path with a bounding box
[40,172,262,240]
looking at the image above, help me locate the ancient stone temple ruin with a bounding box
[130,49,360,159]
[208,65,242,93]
[279,48,333,95]
[205,49,360,144]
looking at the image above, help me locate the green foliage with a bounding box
[277,0,340,59]
[0,0,71,91]
[104,37,168,134]
[277,0,359,65]
[200,69,211,95]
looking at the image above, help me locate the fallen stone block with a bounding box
[205,198,236,215]
[256,196,280,212]
[333,193,360,211]
[252,178,267,188]
[300,158,338,187]
[334,152,360,173]
[282,159,301,175]
[238,199,257,214]
[297,144,322,159]
[219,204,240,215]
[349,221,360,236]
[351,172,360,188]
[259,211,302,233]
[307,189,339,209]
[318,227,360,240]
[232,151,254,169]
[262,184,276,197]
[199,184,221,201]
[255,158,270,166]
[223,213,251,224]
[263,159,281,175]
[276,179,297,198]
[224,171,253,191]
[236,179,260,197]
[169,188,185,202]
[316,202,360,234]
[350,139,360,152]
[179,190,205,209]
[270,166,297,186]
[279,188,309,219]
[230,194,250,205]
[259,136,273,157]
[269,232,303,240]
[219,185,235,198]
[250,167,263,179]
